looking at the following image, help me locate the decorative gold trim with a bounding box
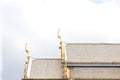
[24,43,31,79]
[58,29,65,61]
[57,29,71,80]
[64,61,71,80]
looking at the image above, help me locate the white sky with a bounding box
[0,8,2,80]
[1,0,120,80]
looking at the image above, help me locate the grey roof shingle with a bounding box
[69,67,120,79]
[29,59,63,79]
[65,43,120,63]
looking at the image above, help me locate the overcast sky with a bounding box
[1,0,120,80]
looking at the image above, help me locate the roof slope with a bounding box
[65,43,120,63]
[29,59,63,79]
[69,67,120,79]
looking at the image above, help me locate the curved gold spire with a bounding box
[25,43,30,57]
[24,43,31,79]
[57,29,65,61]
[57,29,71,80]
[57,29,61,40]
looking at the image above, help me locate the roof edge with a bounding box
[66,43,120,45]
[31,57,61,60]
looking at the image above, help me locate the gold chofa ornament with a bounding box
[57,29,65,61]
[24,43,31,79]
[57,29,72,80]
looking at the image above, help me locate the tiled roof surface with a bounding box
[69,67,120,79]
[65,43,120,63]
[29,59,63,79]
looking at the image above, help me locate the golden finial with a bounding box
[57,29,62,47]
[58,29,61,40]
[57,29,65,61]
[57,29,71,80]
[25,43,30,57]
[24,42,31,79]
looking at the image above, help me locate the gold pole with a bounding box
[24,43,31,79]
[57,29,71,80]
[57,29,65,61]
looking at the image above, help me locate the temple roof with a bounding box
[28,58,63,79]
[24,43,120,80]
[65,43,120,63]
